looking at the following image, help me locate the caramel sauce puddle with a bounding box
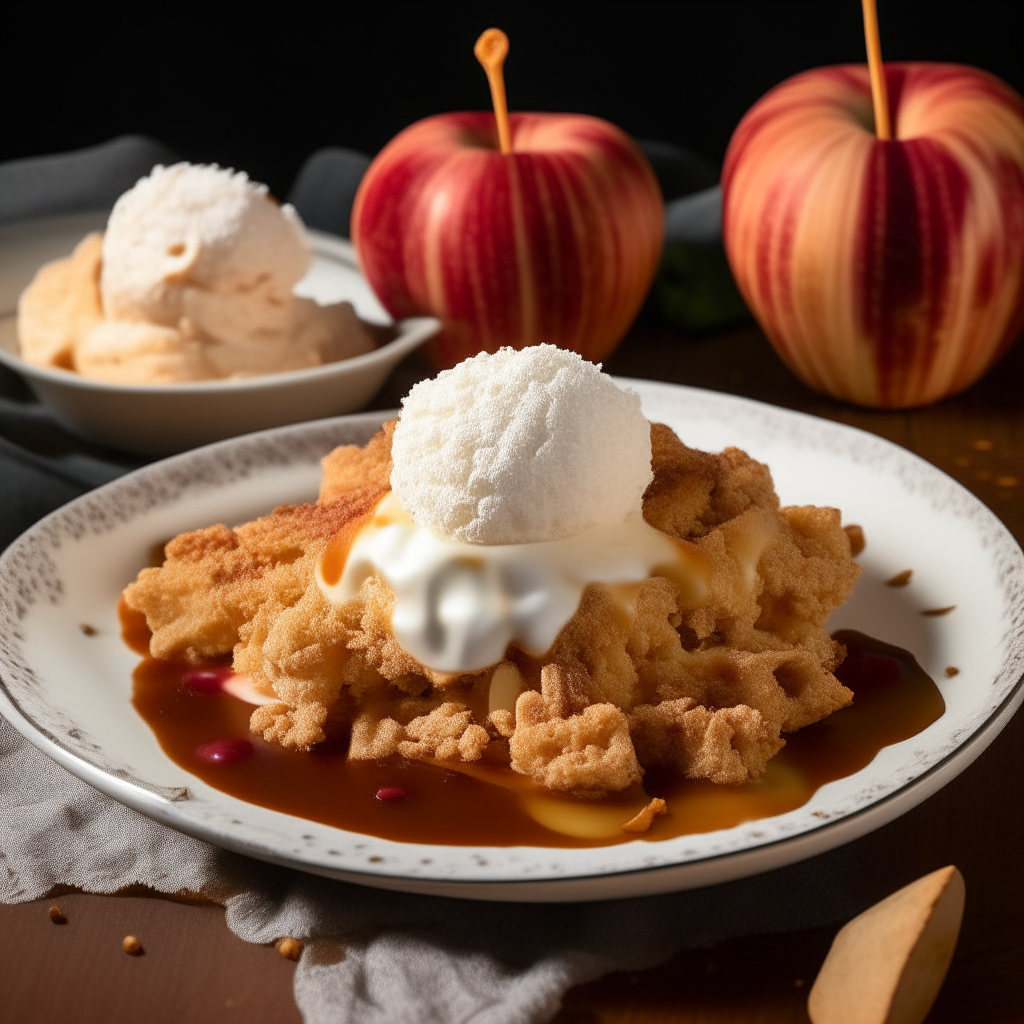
[123,600,944,848]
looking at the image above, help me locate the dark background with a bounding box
[2,2,1022,196]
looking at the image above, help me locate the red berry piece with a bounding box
[182,669,229,694]
[195,738,253,765]
[375,786,407,803]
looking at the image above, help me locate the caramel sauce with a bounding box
[318,510,374,587]
[119,597,153,656]
[656,537,712,610]
[124,601,944,847]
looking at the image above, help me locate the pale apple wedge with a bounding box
[807,865,965,1024]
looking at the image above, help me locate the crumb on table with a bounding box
[843,524,865,556]
[885,570,913,587]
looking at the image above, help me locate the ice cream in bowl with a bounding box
[0,162,439,454]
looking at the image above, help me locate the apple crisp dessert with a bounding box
[123,418,860,799]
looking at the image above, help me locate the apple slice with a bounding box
[222,673,278,706]
[807,865,965,1024]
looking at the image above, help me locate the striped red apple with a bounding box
[351,111,664,368]
[723,63,1024,408]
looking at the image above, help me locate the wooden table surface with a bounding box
[3,318,1024,1024]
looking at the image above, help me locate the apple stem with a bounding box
[475,28,513,155]
[861,0,892,140]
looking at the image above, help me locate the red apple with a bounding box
[723,63,1024,408]
[351,112,664,367]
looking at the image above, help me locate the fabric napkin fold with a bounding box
[0,136,178,226]
[0,136,896,1023]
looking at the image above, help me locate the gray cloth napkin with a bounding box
[0,136,179,226]
[288,148,372,239]
[0,136,888,1022]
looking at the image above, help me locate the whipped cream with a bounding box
[317,493,707,674]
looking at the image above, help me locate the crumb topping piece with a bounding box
[843,524,865,556]
[621,797,668,834]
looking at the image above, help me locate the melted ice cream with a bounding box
[317,493,706,674]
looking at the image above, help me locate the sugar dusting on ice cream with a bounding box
[100,163,309,328]
[389,345,654,545]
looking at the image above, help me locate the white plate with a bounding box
[1,382,1022,902]
[0,213,438,454]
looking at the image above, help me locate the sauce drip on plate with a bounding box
[122,600,944,848]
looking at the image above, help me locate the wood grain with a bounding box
[0,892,301,1024]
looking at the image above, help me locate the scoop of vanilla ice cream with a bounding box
[390,345,653,545]
[100,163,309,339]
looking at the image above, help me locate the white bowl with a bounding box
[0,212,438,455]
